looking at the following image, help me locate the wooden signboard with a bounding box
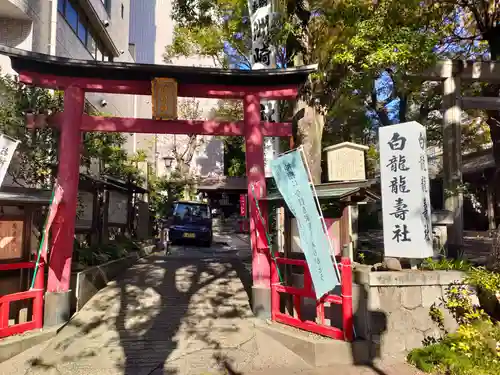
[152,78,178,120]
[324,142,368,182]
[0,220,24,260]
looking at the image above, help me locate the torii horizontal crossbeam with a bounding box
[19,71,300,100]
[27,113,292,137]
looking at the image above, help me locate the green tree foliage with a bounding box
[166,0,454,180]
[167,1,497,182]
[0,74,62,187]
[210,99,246,177]
[148,170,197,220]
[0,74,144,187]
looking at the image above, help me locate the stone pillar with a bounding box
[244,93,271,319]
[442,75,463,255]
[102,189,110,244]
[45,86,84,326]
[350,205,359,259]
[487,183,496,230]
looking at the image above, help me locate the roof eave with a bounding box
[0,46,317,87]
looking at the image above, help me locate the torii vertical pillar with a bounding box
[244,93,272,318]
[44,86,84,326]
[442,75,464,257]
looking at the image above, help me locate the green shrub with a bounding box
[408,322,500,375]
[74,238,140,267]
[421,257,472,272]
[408,268,500,375]
[466,267,500,296]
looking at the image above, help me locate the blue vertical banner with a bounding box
[271,150,339,299]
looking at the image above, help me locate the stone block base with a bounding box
[251,285,271,319]
[44,291,71,327]
[255,319,372,366]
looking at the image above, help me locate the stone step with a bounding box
[0,324,63,363]
[254,319,373,367]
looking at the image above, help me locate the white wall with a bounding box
[127,0,225,178]
[88,0,131,52]
[0,17,33,74]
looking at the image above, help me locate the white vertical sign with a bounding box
[379,121,433,258]
[248,0,280,177]
[0,134,19,187]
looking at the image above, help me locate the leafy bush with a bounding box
[74,238,140,267]
[408,322,500,375]
[408,268,500,375]
[421,257,472,272]
[466,267,500,322]
[466,268,500,296]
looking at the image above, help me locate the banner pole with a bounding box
[298,146,341,283]
[30,186,56,290]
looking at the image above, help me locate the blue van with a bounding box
[168,201,213,247]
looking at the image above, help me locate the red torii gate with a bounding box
[0,46,316,325]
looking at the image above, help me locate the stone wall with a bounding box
[353,268,465,360]
[70,244,156,312]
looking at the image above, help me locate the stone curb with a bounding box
[0,324,64,363]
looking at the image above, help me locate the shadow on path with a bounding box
[26,254,255,375]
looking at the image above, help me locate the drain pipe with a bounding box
[133,96,137,154]
[48,0,57,56]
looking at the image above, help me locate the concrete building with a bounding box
[0,0,230,191]
[0,0,137,118]
[128,0,225,181]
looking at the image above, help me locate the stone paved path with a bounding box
[1,250,423,375]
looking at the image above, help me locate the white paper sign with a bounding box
[248,0,274,68]
[0,134,19,187]
[379,121,433,258]
[262,102,280,177]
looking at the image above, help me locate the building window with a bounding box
[96,47,103,61]
[86,33,96,58]
[65,1,78,31]
[121,3,124,19]
[102,0,111,13]
[58,0,112,61]
[57,0,64,14]
[77,18,87,43]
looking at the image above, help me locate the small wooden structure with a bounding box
[76,173,148,247]
[259,180,379,340]
[0,188,51,338]
[323,142,369,182]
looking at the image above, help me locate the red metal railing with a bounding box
[239,218,249,233]
[0,261,44,338]
[270,255,353,341]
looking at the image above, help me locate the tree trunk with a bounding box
[293,98,324,184]
[484,30,500,228]
[399,94,408,123]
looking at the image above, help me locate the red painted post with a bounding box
[341,255,354,341]
[244,93,271,316]
[0,301,7,329]
[33,261,44,329]
[316,301,325,325]
[293,295,302,320]
[47,86,84,293]
[270,256,279,320]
